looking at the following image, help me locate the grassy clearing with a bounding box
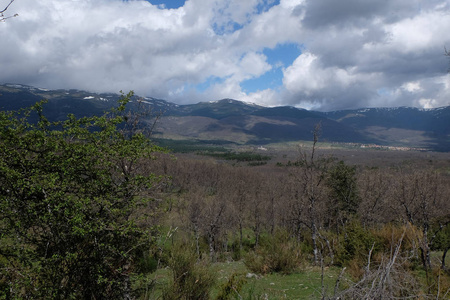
[430,251,450,268]
[199,151,272,162]
[142,261,343,299]
[153,138,231,153]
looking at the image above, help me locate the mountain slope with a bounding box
[0,84,448,150]
[322,107,450,151]
[173,99,262,119]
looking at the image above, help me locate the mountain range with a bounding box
[1,83,449,151]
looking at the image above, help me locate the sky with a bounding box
[1,0,450,111]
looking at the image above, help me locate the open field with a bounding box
[161,138,450,170]
[144,261,343,300]
[140,251,450,300]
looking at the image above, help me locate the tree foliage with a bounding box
[0,93,163,299]
[325,161,360,235]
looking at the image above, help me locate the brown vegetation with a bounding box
[145,142,450,298]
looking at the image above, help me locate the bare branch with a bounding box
[365,242,375,276]
[0,0,18,22]
[333,267,346,297]
[0,0,15,14]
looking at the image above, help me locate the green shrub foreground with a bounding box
[244,230,303,275]
[0,93,164,299]
[162,243,216,300]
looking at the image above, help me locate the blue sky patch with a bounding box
[147,0,186,9]
[256,0,281,14]
[241,43,301,93]
[263,43,302,68]
[241,68,283,93]
[212,21,244,35]
[195,76,227,93]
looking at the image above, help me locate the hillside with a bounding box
[0,84,449,151]
[321,107,450,151]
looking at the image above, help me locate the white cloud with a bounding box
[0,0,449,110]
[402,81,422,93]
[280,0,305,8]
[241,88,278,107]
[283,53,325,94]
[386,10,450,53]
[279,0,450,110]
[281,52,381,110]
[419,98,437,109]
[238,52,271,80]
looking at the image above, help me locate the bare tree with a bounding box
[1,0,18,22]
[357,168,394,227]
[226,170,249,253]
[185,189,206,259]
[294,123,331,264]
[249,180,265,248]
[393,169,445,270]
[204,195,226,262]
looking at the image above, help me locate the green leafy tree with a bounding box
[326,161,360,232]
[0,92,164,299]
[431,221,450,270]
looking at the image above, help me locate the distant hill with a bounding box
[320,107,450,151]
[1,84,449,151]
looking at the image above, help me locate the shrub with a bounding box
[163,243,216,300]
[136,250,159,274]
[427,268,450,298]
[244,230,303,275]
[0,94,164,299]
[373,223,421,253]
[334,220,381,268]
[216,273,247,300]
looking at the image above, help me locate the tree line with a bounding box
[154,142,450,267]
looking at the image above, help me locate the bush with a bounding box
[427,268,450,298]
[163,243,216,300]
[373,223,421,253]
[334,220,381,268]
[136,250,159,274]
[216,273,247,300]
[0,94,164,299]
[244,230,303,275]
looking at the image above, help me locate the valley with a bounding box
[1,84,450,299]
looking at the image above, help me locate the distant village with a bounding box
[359,144,428,151]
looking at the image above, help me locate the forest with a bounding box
[0,93,449,299]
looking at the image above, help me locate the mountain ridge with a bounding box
[1,83,449,151]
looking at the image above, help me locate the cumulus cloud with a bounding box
[283,0,450,110]
[282,52,379,110]
[0,0,449,110]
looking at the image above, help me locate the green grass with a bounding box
[239,266,341,299]
[430,251,450,268]
[141,260,343,299]
[153,138,231,153]
[199,151,272,162]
